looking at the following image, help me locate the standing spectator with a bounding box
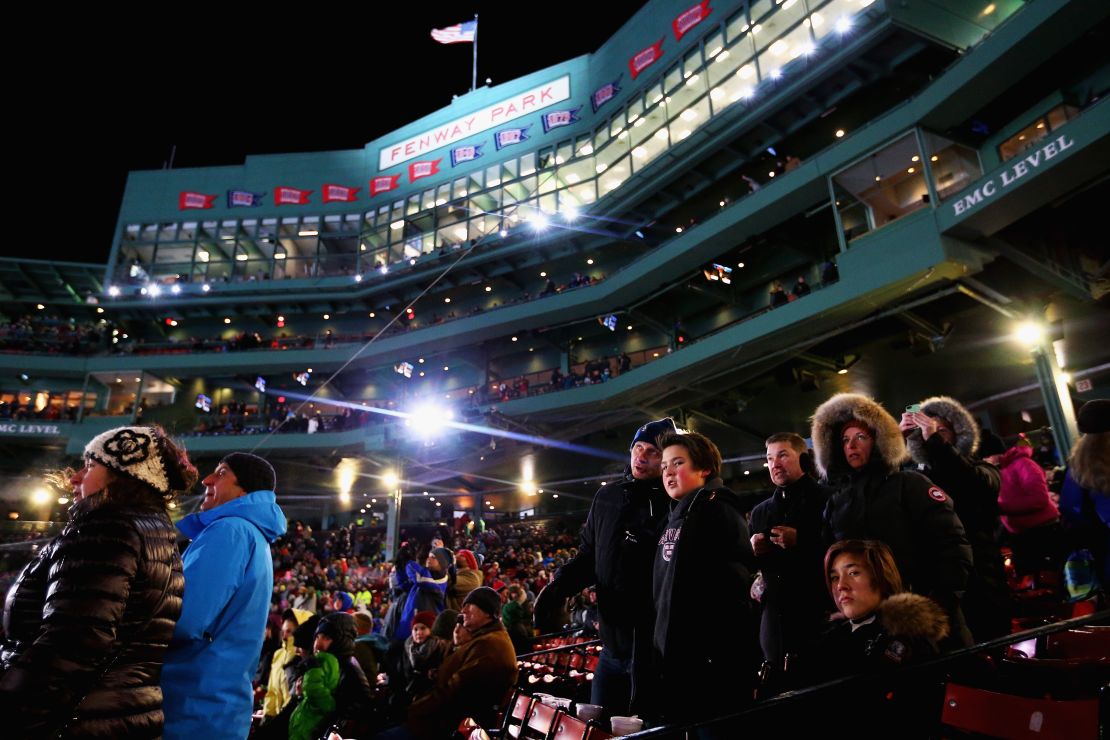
[902,397,1010,640]
[447,549,483,611]
[0,425,196,739]
[396,546,450,641]
[792,275,811,297]
[287,641,339,740]
[651,431,757,724]
[161,453,288,740]
[987,436,1064,578]
[749,432,828,688]
[769,281,789,307]
[534,418,674,717]
[821,259,840,285]
[502,584,534,654]
[619,352,632,375]
[1059,400,1110,589]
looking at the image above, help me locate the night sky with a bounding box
[27,5,643,265]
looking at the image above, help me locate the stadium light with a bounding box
[1014,321,1046,347]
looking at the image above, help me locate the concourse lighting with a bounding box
[171,285,181,295]
[835,129,845,138]
[31,488,51,505]
[835,16,852,34]
[511,336,518,342]
[1014,321,1046,347]
[148,285,161,298]
[500,230,508,237]
[58,496,70,505]
[379,265,389,275]
[562,206,580,221]
[770,68,783,79]
[224,317,231,324]
[369,312,376,318]
[521,481,537,496]
[485,285,492,292]
[107,286,120,297]
[323,314,330,320]
[354,274,363,282]
[586,258,594,265]
[911,155,920,162]
[235,254,248,261]
[202,284,211,292]
[382,471,399,488]
[529,212,550,232]
[444,297,451,303]
[540,271,547,277]
[96,307,104,313]
[298,230,319,237]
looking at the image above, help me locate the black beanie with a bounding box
[221,452,276,494]
[315,611,357,656]
[1077,399,1110,435]
[432,609,459,639]
[293,614,320,651]
[630,417,678,450]
[463,586,502,618]
[978,430,1006,458]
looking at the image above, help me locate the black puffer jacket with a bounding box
[0,495,183,739]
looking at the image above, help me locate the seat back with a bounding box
[940,682,1099,739]
[501,690,534,738]
[551,714,589,740]
[523,700,561,739]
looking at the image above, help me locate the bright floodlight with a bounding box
[148,284,161,298]
[379,264,389,275]
[562,205,580,222]
[529,212,550,232]
[382,471,399,488]
[406,404,454,435]
[171,284,182,295]
[107,285,121,297]
[521,481,538,496]
[31,488,51,505]
[1014,321,1046,346]
[835,16,852,33]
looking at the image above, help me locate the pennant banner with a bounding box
[541,106,582,133]
[493,126,531,151]
[629,38,664,79]
[450,144,484,167]
[673,0,712,41]
[370,174,401,197]
[591,76,622,113]
[179,191,216,210]
[409,159,442,182]
[274,186,312,205]
[227,190,265,208]
[322,184,360,203]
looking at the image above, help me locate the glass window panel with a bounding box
[568,180,597,206]
[575,135,594,157]
[558,156,594,188]
[407,193,422,216]
[920,131,982,201]
[667,67,708,115]
[468,169,485,191]
[832,132,929,234]
[539,146,556,170]
[663,63,683,93]
[453,177,470,199]
[519,152,536,177]
[726,7,751,41]
[705,29,725,59]
[598,155,631,197]
[757,19,813,81]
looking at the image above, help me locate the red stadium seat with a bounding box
[522,700,560,739]
[501,691,534,738]
[551,714,589,740]
[940,682,1099,738]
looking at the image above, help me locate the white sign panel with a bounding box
[378,75,571,170]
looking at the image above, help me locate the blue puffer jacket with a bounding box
[160,490,287,740]
[397,560,447,641]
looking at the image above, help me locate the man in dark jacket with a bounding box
[314,612,374,737]
[902,396,1010,640]
[813,393,974,648]
[534,417,675,715]
[750,432,829,685]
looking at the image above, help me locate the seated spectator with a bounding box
[312,612,374,738]
[400,611,449,701]
[501,584,534,654]
[769,280,789,307]
[405,587,518,738]
[447,549,483,611]
[287,639,340,740]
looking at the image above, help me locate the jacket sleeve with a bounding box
[0,515,143,736]
[903,476,972,596]
[171,518,253,646]
[546,490,601,597]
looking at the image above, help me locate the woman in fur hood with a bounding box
[901,396,1010,640]
[812,393,973,647]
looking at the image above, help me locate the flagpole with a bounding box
[471,13,479,92]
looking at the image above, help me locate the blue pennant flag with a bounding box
[493,126,531,151]
[228,189,265,208]
[591,76,622,113]
[450,143,484,167]
[541,106,582,133]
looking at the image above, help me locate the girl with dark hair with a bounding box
[0,425,198,739]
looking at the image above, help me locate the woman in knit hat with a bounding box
[1,424,198,739]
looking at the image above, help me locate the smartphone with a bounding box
[905,404,921,413]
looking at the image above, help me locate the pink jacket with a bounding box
[996,445,1059,533]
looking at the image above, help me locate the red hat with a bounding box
[413,610,437,629]
[456,549,479,571]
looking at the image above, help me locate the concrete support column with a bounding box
[1032,344,1079,462]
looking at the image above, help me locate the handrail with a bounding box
[626,609,1110,737]
[517,638,602,660]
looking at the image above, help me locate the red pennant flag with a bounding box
[274,186,312,205]
[629,39,665,79]
[408,159,442,182]
[370,174,401,197]
[322,183,360,203]
[178,191,216,210]
[673,1,712,41]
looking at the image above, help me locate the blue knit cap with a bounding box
[630,417,678,450]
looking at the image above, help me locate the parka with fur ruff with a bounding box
[812,393,973,645]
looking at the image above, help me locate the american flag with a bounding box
[431,19,477,44]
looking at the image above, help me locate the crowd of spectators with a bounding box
[0,314,116,355]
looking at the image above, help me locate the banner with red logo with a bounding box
[178,191,216,210]
[274,186,312,205]
[370,174,401,197]
[673,0,712,41]
[322,184,360,203]
[629,39,664,79]
[408,159,441,182]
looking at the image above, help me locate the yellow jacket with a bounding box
[262,638,298,717]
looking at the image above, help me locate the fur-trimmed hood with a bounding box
[906,395,980,463]
[811,393,908,479]
[878,592,950,643]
